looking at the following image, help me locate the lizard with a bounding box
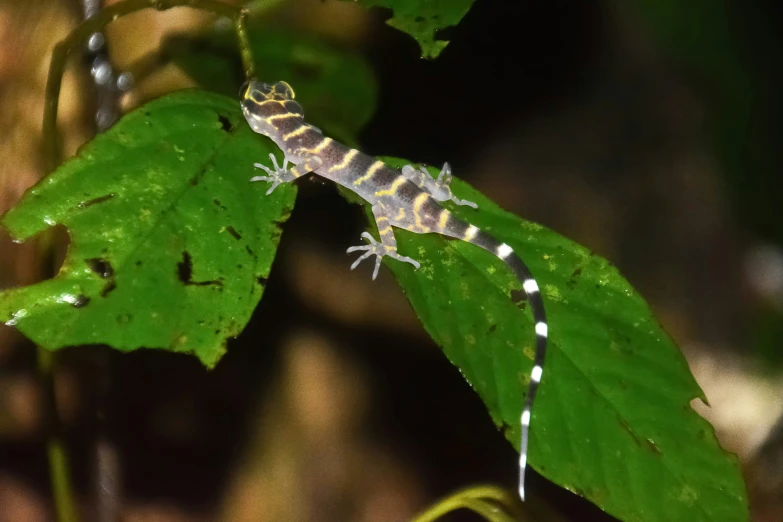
[240,79,548,501]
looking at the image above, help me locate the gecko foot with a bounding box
[346,232,420,280]
[251,153,294,195]
[402,163,478,208]
[434,163,478,208]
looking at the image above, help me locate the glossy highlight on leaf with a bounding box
[0,90,294,368]
[371,159,748,521]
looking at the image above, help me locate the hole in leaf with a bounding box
[226,226,242,240]
[72,295,90,308]
[177,251,223,287]
[77,193,115,209]
[178,251,193,283]
[100,280,117,298]
[217,114,233,132]
[86,258,114,279]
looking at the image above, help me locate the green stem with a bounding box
[38,348,79,522]
[43,0,254,171]
[409,485,519,522]
[236,8,255,80]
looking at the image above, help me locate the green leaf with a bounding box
[164,26,376,143]
[364,159,748,521]
[0,90,292,368]
[348,0,475,59]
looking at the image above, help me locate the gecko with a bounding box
[240,80,548,501]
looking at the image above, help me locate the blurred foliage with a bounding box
[165,24,377,143]
[628,0,783,369]
[348,0,476,58]
[629,0,780,240]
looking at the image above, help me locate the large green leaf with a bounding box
[349,0,476,59]
[0,90,293,368]
[353,159,748,521]
[165,26,376,143]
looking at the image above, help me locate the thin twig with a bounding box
[38,348,79,522]
[43,0,253,171]
[79,1,127,518]
[236,8,255,80]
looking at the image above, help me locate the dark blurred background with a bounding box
[1,0,782,520]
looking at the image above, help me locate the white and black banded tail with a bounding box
[447,223,547,501]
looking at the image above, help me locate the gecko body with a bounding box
[240,80,547,500]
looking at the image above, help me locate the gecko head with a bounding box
[240,80,305,139]
[240,80,296,102]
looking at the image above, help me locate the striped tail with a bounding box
[448,223,548,501]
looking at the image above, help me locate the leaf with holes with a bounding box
[353,158,748,521]
[0,89,293,367]
[349,0,476,59]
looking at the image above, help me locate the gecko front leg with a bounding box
[251,152,323,195]
[347,204,420,280]
[401,162,478,208]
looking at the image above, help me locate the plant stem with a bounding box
[409,485,519,522]
[81,0,126,518]
[43,0,254,170]
[236,8,255,80]
[38,348,79,522]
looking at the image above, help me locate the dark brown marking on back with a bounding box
[417,198,446,229]
[395,180,423,202]
[420,198,443,218]
[243,99,288,118]
[445,216,469,238]
[372,167,399,188]
[347,152,376,180]
[275,117,304,137]
[319,140,352,166]
[298,132,328,153]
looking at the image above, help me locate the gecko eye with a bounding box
[273,81,295,100]
[240,81,277,103]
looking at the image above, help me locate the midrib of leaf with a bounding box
[13,119,237,343]
[87,123,237,276]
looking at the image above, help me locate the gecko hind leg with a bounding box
[347,232,420,281]
[401,162,477,208]
[347,208,420,280]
